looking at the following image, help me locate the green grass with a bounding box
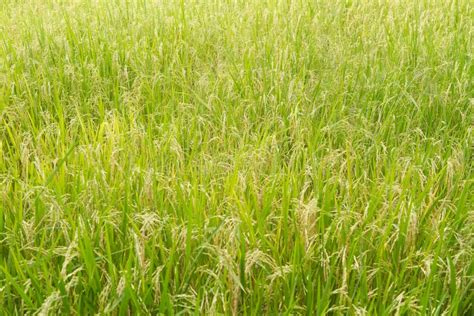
[0,0,473,314]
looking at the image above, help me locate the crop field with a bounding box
[0,0,473,314]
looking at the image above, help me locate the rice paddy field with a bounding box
[0,0,473,314]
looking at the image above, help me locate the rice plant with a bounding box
[0,0,472,314]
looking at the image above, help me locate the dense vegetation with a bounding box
[0,0,472,314]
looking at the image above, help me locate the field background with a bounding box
[0,0,473,314]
